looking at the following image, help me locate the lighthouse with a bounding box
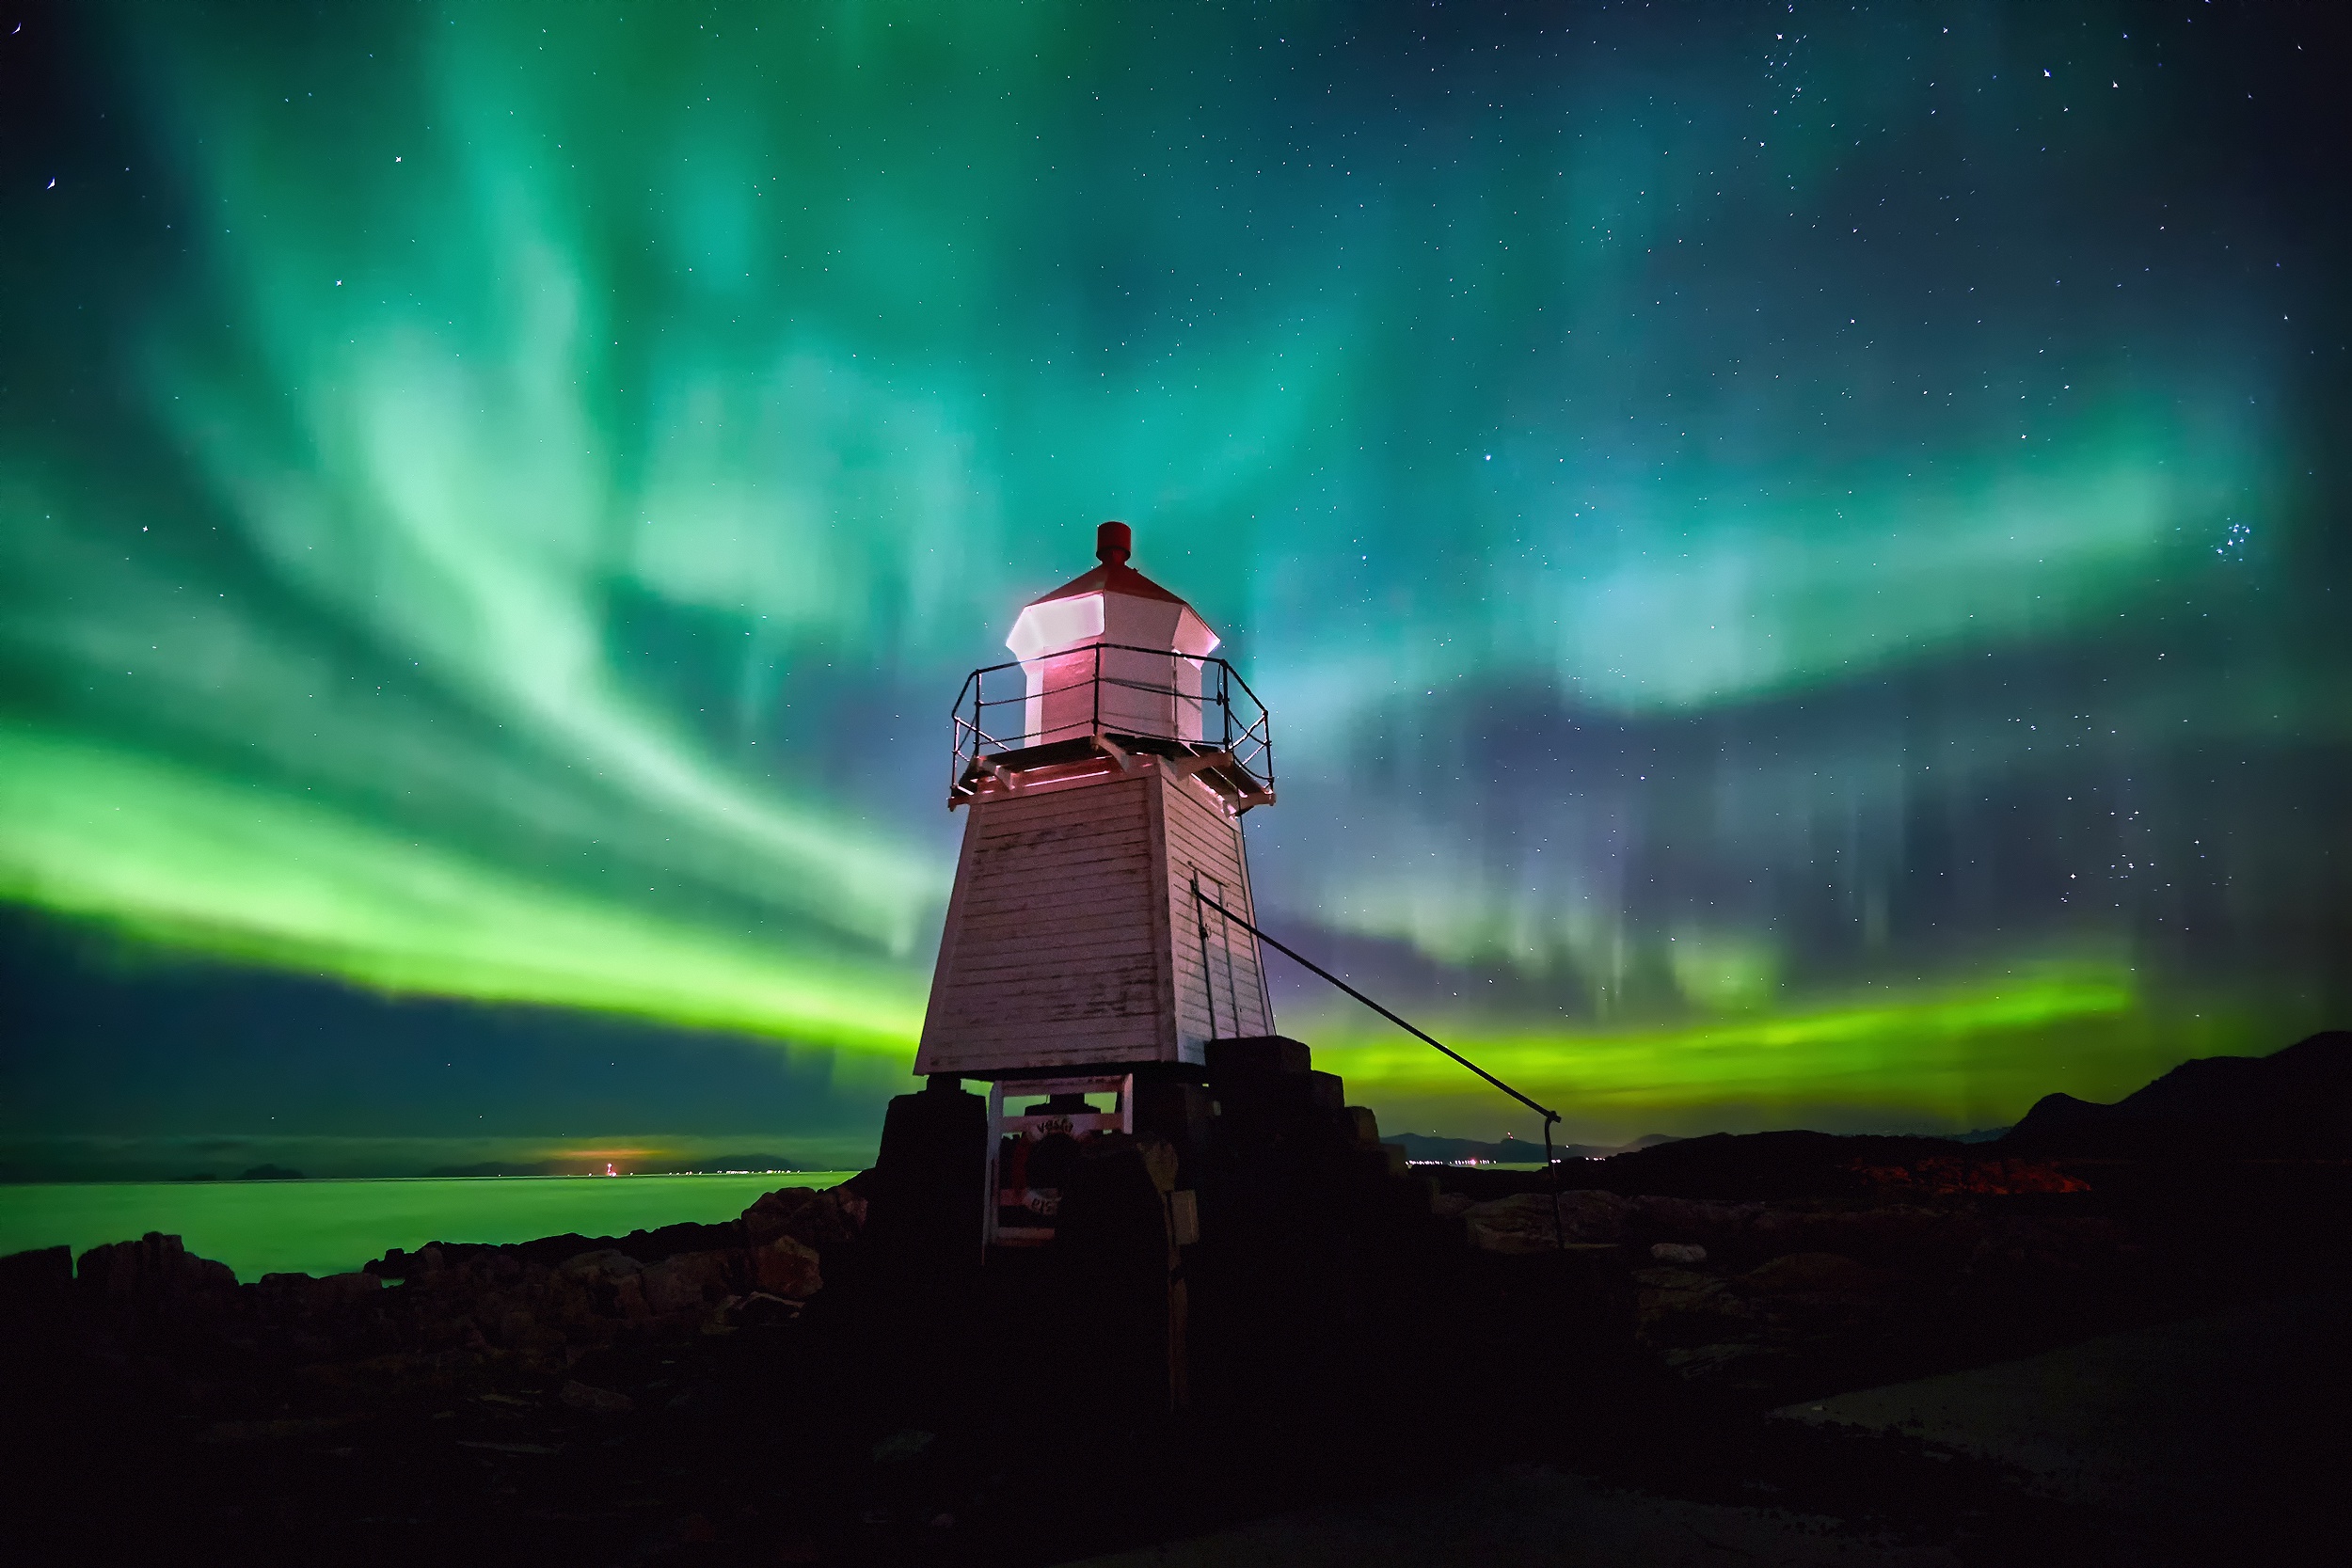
[919,520,1277,1079]
[889,522,1279,1251]
[862,525,1546,1414]
[864,525,1495,1411]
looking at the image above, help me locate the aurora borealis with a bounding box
[4,0,2347,1171]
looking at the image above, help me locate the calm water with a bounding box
[0,1172,853,1282]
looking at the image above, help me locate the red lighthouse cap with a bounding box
[1007,521,1219,660]
[1025,521,1184,610]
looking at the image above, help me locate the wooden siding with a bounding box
[914,763,1272,1076]
[1159,771,1272,1045]
[917,775,1166,1074]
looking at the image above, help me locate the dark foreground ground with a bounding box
[1080,1289,2352,1567]
[4,1140,2348,1567]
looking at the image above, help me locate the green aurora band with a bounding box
[3,1,2346,1145]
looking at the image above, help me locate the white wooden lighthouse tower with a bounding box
[917,522,1277,1081]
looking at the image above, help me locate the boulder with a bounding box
[743,1184,866,1250]
[559,1379,635,1414]
[1968,1213,2125,1273]
[75,1232,239,1312]
[1,1243,72,1290]
[253,1269,384,1337]
[0,1244,72,1317]
[1632,1267,1756,1348]
[316,1269,384,1304]
[1661,1341,1792,1384]
[1742,1251,1895,1297]
[637,1250,739,1317]
[753,1236,823,1301]
[558,1248,643,1281]
[1555,1191,1632,1241]
[1650,1242,1708,1265]
[1461,1190,1629,1252]
[1626,1195,1762,1239]
[1461,1192,1566,1254]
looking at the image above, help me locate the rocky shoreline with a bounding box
[6,1120,2348,1565]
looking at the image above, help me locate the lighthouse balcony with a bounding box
[949,642,1274,810]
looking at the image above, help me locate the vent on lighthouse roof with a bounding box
[1006,522,1219,663]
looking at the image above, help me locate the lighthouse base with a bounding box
[861,1036,1431,1413]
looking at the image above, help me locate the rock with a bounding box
[1633,1267,1756,1348]
[741,1187,820,1245]
[1968,1213,2125,1273]
[199,1414,366,1445]
[742,1186,866,1249]
[1461,1193,1561,1253]
[558,1248,643,1280]
[1430,1192,1474,1220]
[1461,1190,1629,1252]
[1626,1195,1761,1239]
[637,1250,739,1316]
[733,1291,804,1326]
[0,1244,72,1311]
[368,1243,448,1281]
[75,1232,240,1312]
[1650,1242,1708,1264]
[1553,1191,1631,1242]
[1849,1153,2090,1196]
[753,1236,823,1300]
[559,1379,634,1414]
[320,1269,383,1300]
[1661,1341,1790,1383]
[254,1269,383,1335]
[1742,1251,1893,1296]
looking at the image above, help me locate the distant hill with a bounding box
[2003,1030,2352,1157]
[424,1155,805,1178]
[1391,1132,1679,1164]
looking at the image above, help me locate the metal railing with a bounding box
[949,641,1273,800]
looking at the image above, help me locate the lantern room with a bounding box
[948,522,1272,811]
[1004,521,1223,749]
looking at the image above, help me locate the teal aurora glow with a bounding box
[2,1,2345,1162]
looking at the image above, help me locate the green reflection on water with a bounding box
[0,1171,852,1283]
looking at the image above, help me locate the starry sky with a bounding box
[3,0,2347,1177]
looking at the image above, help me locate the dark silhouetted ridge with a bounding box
[2003,1030,2352,1156]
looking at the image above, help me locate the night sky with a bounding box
[4,1,2347,1178]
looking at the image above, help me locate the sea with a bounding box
[0,1172,854,1282]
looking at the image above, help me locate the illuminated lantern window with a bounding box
[1005,521,1222,748]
